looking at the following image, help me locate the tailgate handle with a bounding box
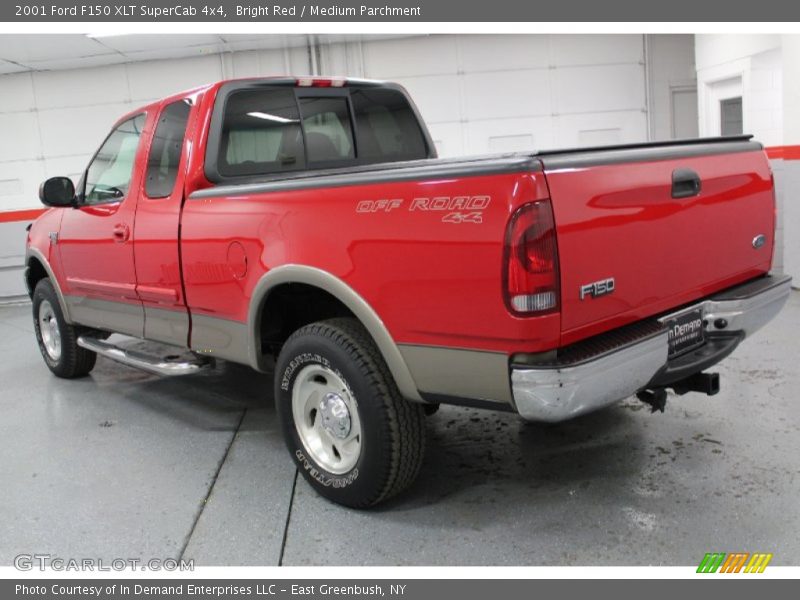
[671,168,702,199]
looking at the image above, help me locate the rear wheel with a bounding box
[33,279,96,378]
[423,403,440,416]
[274,318,426,508]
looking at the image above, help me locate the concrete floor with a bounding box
[0,293,798,566]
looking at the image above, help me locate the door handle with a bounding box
[671,168,702,199]
[112,224,130,243]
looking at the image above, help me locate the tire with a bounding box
[32,279,96,378]
[274,318,426,508]
[423,403,440,416]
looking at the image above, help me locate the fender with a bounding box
[247,265,423,403]
[25,247,72,324]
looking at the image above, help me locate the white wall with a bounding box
[695,35,781,72]
[646,34,698,140]
[322,34,650,157]
[781,35,800,283]
[695,34,794,280]
[0,47,315,214]
[696,36,783,145]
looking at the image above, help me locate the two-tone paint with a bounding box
[25,78,778,411]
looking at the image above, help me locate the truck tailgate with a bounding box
[539,138,775,343]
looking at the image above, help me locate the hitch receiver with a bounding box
[636,371,721,414]
[672,371,720,396]
[636,388,668,413]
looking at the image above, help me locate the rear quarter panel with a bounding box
[180,170,560,354]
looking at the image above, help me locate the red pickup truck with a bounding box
[25,77,791,507]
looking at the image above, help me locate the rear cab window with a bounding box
[206,81,432,183]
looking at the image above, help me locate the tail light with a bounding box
[503,200,560,315]
[296,77,346,88]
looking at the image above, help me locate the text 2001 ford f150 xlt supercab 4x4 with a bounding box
[25,77,792,507]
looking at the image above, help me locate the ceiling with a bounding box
[0,34,408,75]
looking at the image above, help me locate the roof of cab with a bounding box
[113,76,395,127]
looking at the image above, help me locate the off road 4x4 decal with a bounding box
[356,196,491,224]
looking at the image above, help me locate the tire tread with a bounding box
[282,317,425,507]
[33,279,96,378]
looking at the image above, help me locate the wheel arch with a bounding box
[248,265,422,402]
[25,247,72,323]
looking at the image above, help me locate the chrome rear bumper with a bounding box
[511,274,792,423]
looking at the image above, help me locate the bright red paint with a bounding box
[26,79,776,359]
[545,151,775,345]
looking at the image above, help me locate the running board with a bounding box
[77,336,214,377]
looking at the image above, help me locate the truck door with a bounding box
[57,114,147,337]
[132,98,195,346]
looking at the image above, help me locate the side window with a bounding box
[298,96,355,163]
[145,100,191,198]
[350,88,428,161]
[220,89,305,177]
[84,114,145,205]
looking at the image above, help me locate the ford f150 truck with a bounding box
[26,77,792,507]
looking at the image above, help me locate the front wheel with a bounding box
[32,279,96,378]
[274,318,426,508]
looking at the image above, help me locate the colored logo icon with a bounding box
[697,552,773,573]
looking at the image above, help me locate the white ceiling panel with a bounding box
[118,45,227,63]
[0,59,27,75]
[220,34,307,49]
[96,34,224,53]
[24,53,130,72]
[0,34,116,64]
[221,38,295,54]
[0,34,420,74]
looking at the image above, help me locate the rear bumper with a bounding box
[511,274,792,422]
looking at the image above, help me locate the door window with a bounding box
[145,100,191,198]
[84,114,146,205]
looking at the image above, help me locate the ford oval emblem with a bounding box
[752,234,767,249]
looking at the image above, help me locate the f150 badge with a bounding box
[356,196,491,224]
[580,277,615,300]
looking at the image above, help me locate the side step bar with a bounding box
[77,336,214,377]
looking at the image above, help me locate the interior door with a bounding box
[57,113,148,337]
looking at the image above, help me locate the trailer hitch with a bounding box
[636,388,668,413]
[672,372,720,396]
[636,371,720,413]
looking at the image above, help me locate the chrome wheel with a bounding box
[38,299,62,361]
[291,364,362,474]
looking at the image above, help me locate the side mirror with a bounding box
[39,177,75,207]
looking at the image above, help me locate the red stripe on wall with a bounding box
[765,145,800,160]
[0,208,47,223]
